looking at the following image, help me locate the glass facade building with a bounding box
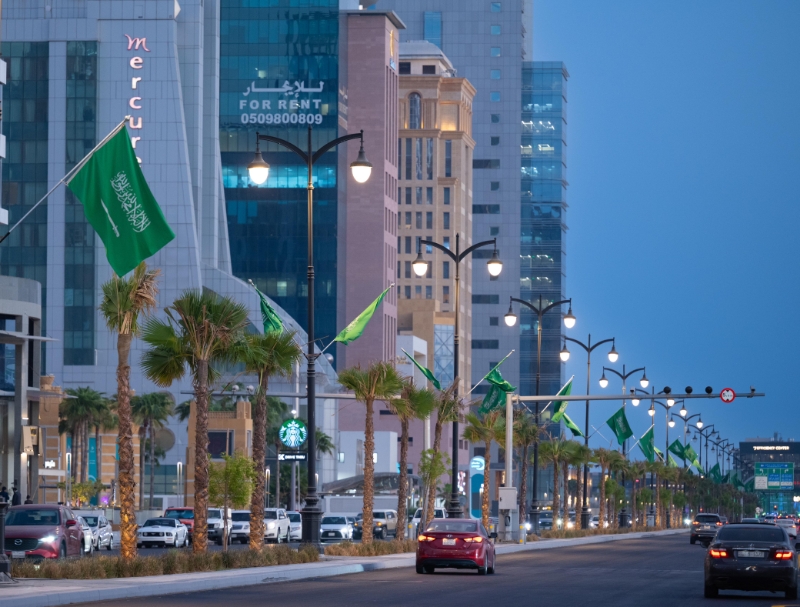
[220,0,342,353]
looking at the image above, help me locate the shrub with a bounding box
[324,539,417,557]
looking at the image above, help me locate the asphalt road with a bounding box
[73,534,799,607]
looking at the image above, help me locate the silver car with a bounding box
[76,516,94,556]
[320,515,353,542]
[75,511,113,550]
[229,510,252,544]
[263,508,291,543]
[287,511,302,541]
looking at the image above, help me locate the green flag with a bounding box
[250,281,283,334]
[479,362,516,414]
[606,407,634,446]
[65,121,174,276]
[402,349,440,391]
[721,472,730,485]
[638,426,655,462]
[654,446,665,463]
[668,454,680,468]
[334,285,392,345]
[684,443,702,469]
[563,413,584,438]
[668,439,685,460]
[549,376,574,423]
[710,463,722,483]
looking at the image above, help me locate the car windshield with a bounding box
[540,512,553,519]
[695,515,719,523]
[264,511,278,520]
[165,510,193,520]
[717,527,786,542]
[413,509,423,518]
[322,517,347,525]
[288,513,301,523]
[6,509,60,526]
[144,519,175,527]
[426,521,478,533]
[374,512,385,519]
[208,510,222,519]
[231,513,250,522]
[82,516,99,526]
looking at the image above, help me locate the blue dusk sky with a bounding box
[533,0,800,455]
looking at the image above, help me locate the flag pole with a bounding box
[465,349,515,396]
[0,116,130,245]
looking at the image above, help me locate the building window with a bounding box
[426,138,433,179]
[443,261,450,279]
[416,212,422,229]
[474,159,500,169]
[443,286,450,304]
[491,2,502,11]
[398,139,402,173]
[409,93,421,129]
[472,339,499,349]
[415,236,422,252]
[491,47,501,57]
[489,317,499,326]
[425,286,433,300]
[491,114,500,123]
[490,92,501,102]
[405,236,412,254]
[490,226,500,236]
[405,139,412,179]
[208,431,234,459]
[416,186,423,205]
[415,285,422,299]
[490,69,501,79]
[404,286,411,299]
[425,237,433,253]
[491,136,500,146]
[491,181,500,190]
[405,212,411,227]
[434,324,454,385]
[424,11,443,48]
[443,212,450,230]
[422,65,436,75]
[415,139,423,179]
[425,212,433,229]
[443,236,450,249]
[404,261,411,278]
[473,204,500,214]
[427,262,433,279]
[405,187,412,205]
[397,261,401,278]
[491,25,501,35]
[472,294,500,304]
[399,62,411,75]
[397,186,401,203]
[443,187,451,205]
[426,187,433,205]
[445,141,452,177]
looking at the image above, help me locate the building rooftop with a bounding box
[399,40,454,71]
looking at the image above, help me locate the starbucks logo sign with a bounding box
[279,419,308,449]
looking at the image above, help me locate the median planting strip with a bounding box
[2,529,687,607]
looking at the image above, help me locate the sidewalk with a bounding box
[0,529,687,607]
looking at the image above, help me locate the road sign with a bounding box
[720,388,736,403]
[754,462,794,490]
[278,452,308,462]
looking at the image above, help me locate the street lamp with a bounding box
[416,235,503,518]
[247,126,371,545]
[505,294,574,534]
[679,403,688,418]
[562,333,617,530]
[691,424,716,473]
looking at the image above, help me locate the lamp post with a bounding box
[691,424,716,474]
[504,295,575,534]
[561,334,618,529]
[680,413,702,469]
[414,235,503,518]
[599,365,647,527]
[248,126,372,545]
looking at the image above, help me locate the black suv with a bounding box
[691,513,722,545]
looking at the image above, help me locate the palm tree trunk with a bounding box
[519,445,529,517]
[599,466,607,530]
[425,417,444,527]
[82,421,89,483]
[396,417,410,541]
[552,460,560,528]
[562,462,569,525]
[631,481,638,529]
[576,465,584,530]
[363,396,376,544]
[249,374,268,549]
[275,442,281,508]
[192,358,210,554]
[116,332,137,560]
[139,422,147,509]
[481,440,491,529]
[149,421,156,509]
[95,425,102,488]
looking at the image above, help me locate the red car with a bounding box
[3,505,85,559]
[416,518,497,575]
[163,507,195,540]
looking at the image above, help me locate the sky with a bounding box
[533,0,800,457]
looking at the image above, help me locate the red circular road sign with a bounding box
[720,388,736,403]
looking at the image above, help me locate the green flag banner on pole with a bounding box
[65,121,174,276]
[485,366,516,393]
[402,349,441,391]
[668,439,685,460]
[563,413,584,438]
[684,443,702,470]
[606,407,634,446]
[479,365,516,414]
[250,281,283,334]
[654,446,665,463]
[721,472,730,484]
[638,426,655,462]
[334,285,392,345]
[668,454,680,468]
[549,376,574,423]
[710,463,722,483]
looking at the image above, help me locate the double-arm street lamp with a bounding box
[504,295,575,533]
[560,334,618,529]
[690,424,717,475]
[413,234,503,517]
[248,126,373,544]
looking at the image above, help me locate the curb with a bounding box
[0,529,687,607]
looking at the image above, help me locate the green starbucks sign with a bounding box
[279,418,308,449]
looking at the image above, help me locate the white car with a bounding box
[208,507,233,545]
[263,508,291,543]
[137,517,189,548]
[320,515,353,542]
[776,518,798,539]
[75,510,113,550]
[410,508,447,537]
[229,510,252,544]
[76,516,94,556]
[287,511,302,541]
[589,516,609,529]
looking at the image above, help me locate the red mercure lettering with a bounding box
[125,35,150,52]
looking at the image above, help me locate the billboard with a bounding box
[754,462,794,490]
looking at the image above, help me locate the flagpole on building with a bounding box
[0,117,130,245]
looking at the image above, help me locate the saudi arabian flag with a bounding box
[668,454,680,468]
[638,426,655,462]
[668,439,685,460]
[684,443,702,469]
[710,463,722,483]
[606,406,634,446]
[479,357,516,414]
[654,446,665,463]
[65,121,174,276]
[563,413,584,438]
[549,376,574,423]
[334,285,392,345]
[250,281,283,334]
[402,349,440,390]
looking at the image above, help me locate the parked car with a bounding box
[320,515,353,542]
[3,505,83,559]
[76,516,94,556]
[287,511,302,541]
[137,517,189,548]
[776,517,798,540]
[229,510,252,544]
[74,510,113,551]
[163,507,195,542]
[589,516,609,529]
[538,511,553,530]
[263,508,291,543]
[208,507,232,545]
[353,510,398,540]
[705,522,798,599]
[691,513,722,545]
[416,518,497,575]
[410,508,447,536]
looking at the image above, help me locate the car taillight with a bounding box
[709,549,730,558]
[716,522,723,527]
[418,535,435,542]
[463,536,484,543]
[774,550,794,560]
[692,521,700,526]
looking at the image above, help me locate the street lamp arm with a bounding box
[603,366,645,381]
[421,238,458,262]
[564,336,615,353]
[684,413,702,423]
[541,298,573,316]
[457,238,498,263]
[255,132,308,164]
[510,296,540,315]
[311,131,364,164]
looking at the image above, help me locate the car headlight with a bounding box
[215,522,222,529]
[567,521,574,529]
[40,535,57,544]
[376,522,382,526]
[525,523,531,531]
[267,522,276,529]
[166,533,174,537]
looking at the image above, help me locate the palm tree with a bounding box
[512,411,540,517]
[566,443,592,529]
[389,379,435,540]
[463,410,505,529]
[237,330,301,549]
[425,384,460,527]
[266,398,290,508]
[131,392,174,509]
[626,459,648,528]
[338,362,403,544]
[61,387,109,483]
[539,436,574,528]
[141,290,249,553]
[592,449,624,531]
[99,262,160,560]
